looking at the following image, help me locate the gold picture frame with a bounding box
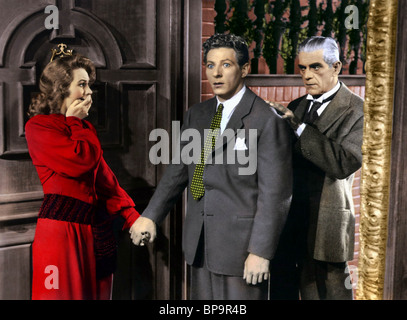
[357,0,398,300]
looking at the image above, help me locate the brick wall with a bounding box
[201,0,364,296]
[249,85,365,106]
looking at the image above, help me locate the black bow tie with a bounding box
[303,93,336,124]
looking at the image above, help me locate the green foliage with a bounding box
[226,0,254,43]
[333,0,350,68]
[307,0,318,37]
[347,0,370,74]
[321,0,334,37]
[251,0,266,73]
[280,0,308,74]
[214,0,227,33]
[252,0,266,58]
[213,0,370,74]
[263,0,289,74]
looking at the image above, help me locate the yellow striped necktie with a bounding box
[190,103,224,200]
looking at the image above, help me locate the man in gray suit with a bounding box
[130,33,293,300]
[269,36,364,300]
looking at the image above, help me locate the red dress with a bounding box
[25,114,140,300]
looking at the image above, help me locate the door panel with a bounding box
[0,244,32,300]
[0,0,184,300]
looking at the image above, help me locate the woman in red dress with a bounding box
[25,53,140,300]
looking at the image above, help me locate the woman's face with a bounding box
[61,68,93,114]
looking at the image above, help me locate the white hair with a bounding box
[298,36,340,67]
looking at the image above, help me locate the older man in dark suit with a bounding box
[129,33,293,300]
[269,36,364,300]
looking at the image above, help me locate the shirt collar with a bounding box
[306,81,341,102]
[216,86,246,110]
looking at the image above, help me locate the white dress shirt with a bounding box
[216,86,246,134]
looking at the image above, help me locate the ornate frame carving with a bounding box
[357,0,398,300]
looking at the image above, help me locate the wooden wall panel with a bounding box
[0,244,32,300]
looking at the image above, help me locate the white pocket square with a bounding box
[234,137,248,150]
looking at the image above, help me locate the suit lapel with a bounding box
[214,88,256,151]
[313,83,353,133]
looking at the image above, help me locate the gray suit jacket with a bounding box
[143,88,293,276]
[288,82,364,262]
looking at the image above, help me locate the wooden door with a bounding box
[0,0,188,300]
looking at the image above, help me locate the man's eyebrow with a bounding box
[206,59,234,64]
[310,63,323,68]
[298,63,323,68]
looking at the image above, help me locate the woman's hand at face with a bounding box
[65,95,92,119]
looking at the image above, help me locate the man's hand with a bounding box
[243,253,270,285]
[129,217,157,246]
[267,100,302,130]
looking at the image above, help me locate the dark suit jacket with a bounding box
[286,82,364,262]
[142,88,293,276]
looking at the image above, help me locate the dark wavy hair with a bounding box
[202,33,249,67]
[28,54,96,118]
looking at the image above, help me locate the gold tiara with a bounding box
[50,43,73,62]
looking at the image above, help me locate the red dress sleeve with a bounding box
[25,114,139,229]
[25,115,102,178]
[95,157,140,229]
